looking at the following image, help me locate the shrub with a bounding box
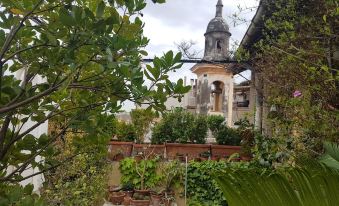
[119,157,161,190]
[151,108,207,144]
[115,121,136,142]
[215,125,241,146]
[191,115,208,144]
[131,109,156,143]
[207,115,225,135]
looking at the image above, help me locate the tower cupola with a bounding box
[203,0,231,61]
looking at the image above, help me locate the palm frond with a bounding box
[215,162,339,206]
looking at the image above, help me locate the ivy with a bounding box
[187,161,250,206]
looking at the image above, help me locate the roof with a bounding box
[205,17,230,35]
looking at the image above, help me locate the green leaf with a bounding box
[59,7,75,26]
[96,1,105,18]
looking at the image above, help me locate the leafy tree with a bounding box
[130,108,156,143]
[115,120,136,142]
[247,0,339,157]
[0,0,190,198]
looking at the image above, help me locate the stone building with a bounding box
[137,0,254,127]
[181,0,253,127]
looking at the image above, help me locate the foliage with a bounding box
[207,115,225,135]
[239,128,255,156]
[130,109,156,143]
[0,0,190,184]
[187,161,250,206]
[318,141,339,170]
[250,0,339,158]
[158,160,184,192]
[115,120,136,142]
[215,125,241,146]
[119,157,161,190]
[251,132,291,168]
[0,184,45,206]
[191,115,208,144]
[151,108,207,144]
[42,140,110,206]
[216,163,339,206]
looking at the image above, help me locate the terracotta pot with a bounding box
[211,156,220,161]
[124,190,134,198]
[113,153,124,161]
[134,189,150,196]
[210,145,241,159]
[194,157,202,162]
[176,155,185,162]
[200,156,209,161]
[162,198,173,206]
[241,156,251,161]
[130,199,150,206]
[123,196,132,206]
[150,193,162,206]
[133,144,165,157]
[108,141,134,157]
[134,154,143,162]
[166,143,210,160]
[110,192,126,205]
[108,185,121,194]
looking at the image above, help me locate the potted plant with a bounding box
[109,192,126,205]
[199,151,211,161]
[130,193,150,206]
[150,187,163,206]
[121,182,134,197]
[162,195,175,206]
[134,155,160,196]
[159,161,183,205]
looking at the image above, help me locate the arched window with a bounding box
[216,40,222,50]
[211,81,224,112]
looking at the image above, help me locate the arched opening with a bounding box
[216,40,222,51]
[211,81,224,112]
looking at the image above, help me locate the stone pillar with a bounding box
[227,77,234,127]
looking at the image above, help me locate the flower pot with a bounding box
[130,199,150,206]
[134,189,150,196]
[123,196,132,206]
[176,154,185,162]
[124,190,134,198]
[113,153,124,161]
[110,192,126,205]
[134,154,143,162]
[109,141,134,157]
[241,156,251,161]
[162,198,173,206]
[108,185,121,194]
[150,193,162,206]
[211,155,220,161]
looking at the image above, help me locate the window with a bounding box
[216,40,222,50]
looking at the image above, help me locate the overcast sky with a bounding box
[123,0,259,111]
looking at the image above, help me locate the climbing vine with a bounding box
[249,0,339,158]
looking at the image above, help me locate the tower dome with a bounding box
[203,0,231,61]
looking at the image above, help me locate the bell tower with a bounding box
[191,0,234,126]
[203,0,231,61]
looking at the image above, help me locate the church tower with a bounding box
[191,0,234,126]
[203,0,231,61]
